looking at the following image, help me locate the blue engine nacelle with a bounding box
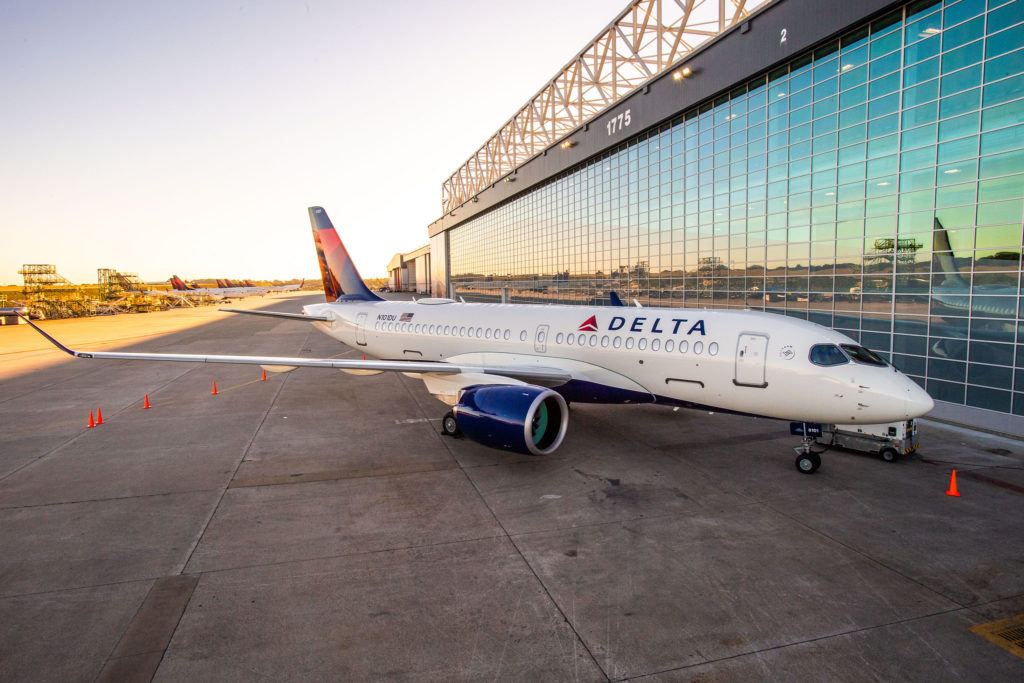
[453,385,569,455]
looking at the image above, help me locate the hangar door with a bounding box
[734,333,768,387]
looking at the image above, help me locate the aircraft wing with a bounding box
[219,308,331,322]
[18,314,571,383]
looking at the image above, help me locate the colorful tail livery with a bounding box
[309,206,382,302]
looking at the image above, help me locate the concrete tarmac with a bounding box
[1,293,1022,681]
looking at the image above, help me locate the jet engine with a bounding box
[453,385,569,455]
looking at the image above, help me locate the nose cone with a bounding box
[905,380,934,419]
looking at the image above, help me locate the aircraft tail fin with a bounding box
[308,206,383,302]
[932,218,968,288]
[608,291,624,307]
[170,276,186,291]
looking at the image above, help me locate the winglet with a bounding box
[308,206,383,302]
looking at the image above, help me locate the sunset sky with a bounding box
[1,0,627,283]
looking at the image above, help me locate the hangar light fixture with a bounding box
[560,140,577,149]
[673,66,693,80]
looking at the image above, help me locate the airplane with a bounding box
[168,276,266,299]
[20,206,934,474]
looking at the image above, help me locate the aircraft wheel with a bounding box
[795,452,821,474]
[441,411,461,437]
[880,447,898,463]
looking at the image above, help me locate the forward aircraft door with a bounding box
[734,333,768,387]
[355,313,367,346]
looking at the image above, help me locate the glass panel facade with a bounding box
[445,0,1024,417]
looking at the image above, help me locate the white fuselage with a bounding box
[302,298,933,425]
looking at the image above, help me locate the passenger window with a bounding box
[841,344,887,366]
[476,327,483,337]
[638,338,648,350]
[493,328,500,338]
[600,335,609,348]
[578,335,586,346]
[460,326,467,336]
[665,340,675,352]
[651,339,661,351]
[679,340,689,353]
[504,330,511,340]
[567,333,575,345]
[374,321,380,330]
[694,341,704,354]
[589,335,597,347]
[443,325,451,335]
[556,333,565,344]
[625,337,635,349]
[520,330,527,341]
[709,342,719,356]
[809,344,849,366]
[613,336,622,349]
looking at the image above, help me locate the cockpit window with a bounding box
[841,344,888,366]
[809,344,849,366]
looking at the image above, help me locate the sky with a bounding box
[0,0,629,283]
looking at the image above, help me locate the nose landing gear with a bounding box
[794,434,825,474]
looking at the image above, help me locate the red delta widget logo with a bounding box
[578,315,706,336]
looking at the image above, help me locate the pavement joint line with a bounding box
[0,575,159,602]
[393,371,609,680]
[175,328,310,576]
[460,472,611,682]
[617,604,971,681]
[502,502,764,541]
[179,532,513,579]
[227,461,459,489]
[758,496,971,611]
[0,487,221,512]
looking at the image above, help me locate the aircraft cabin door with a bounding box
[355,312,367,346]
[534,324,549,353]
[734,333,768,387]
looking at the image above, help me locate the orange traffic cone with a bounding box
[143,394,150,409]
[946,470,961,497]
[96,408,103,425]
[211,381,218,395]
[88,411,95,428]
[261,369,267,381]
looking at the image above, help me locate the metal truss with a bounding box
[441,0,773,214]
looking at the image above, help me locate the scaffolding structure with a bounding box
[441,0,773,213]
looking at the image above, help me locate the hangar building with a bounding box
[426,0,1024,436]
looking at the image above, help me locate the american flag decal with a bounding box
[400,312,414,322]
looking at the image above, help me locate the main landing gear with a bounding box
[441,411,461,437]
